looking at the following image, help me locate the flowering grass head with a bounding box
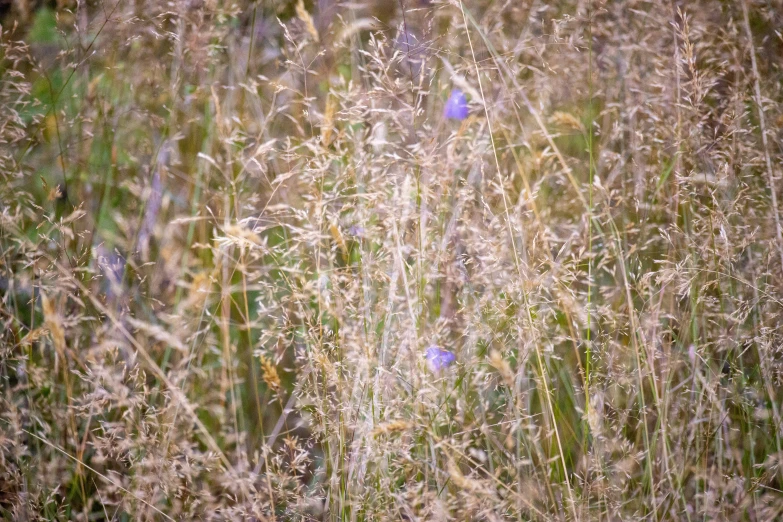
[3,2,781,520]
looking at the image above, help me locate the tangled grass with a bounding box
[2,0,783,519]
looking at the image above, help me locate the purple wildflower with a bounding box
[348,225,366,238]
[394,28,427,79]
[96,246,126,307]
[425,345,456,372]
[444,89,469,121]
[138,164,163,262]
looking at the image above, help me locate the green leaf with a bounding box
[29,8,59,45]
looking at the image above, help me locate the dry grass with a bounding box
[2,0,783,520]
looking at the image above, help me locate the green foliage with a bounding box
[28,8,59,45]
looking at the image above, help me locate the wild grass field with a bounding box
[1,0,783,520]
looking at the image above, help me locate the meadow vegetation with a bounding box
[2,0,783,519]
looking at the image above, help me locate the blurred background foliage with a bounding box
[2,0,783,520]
